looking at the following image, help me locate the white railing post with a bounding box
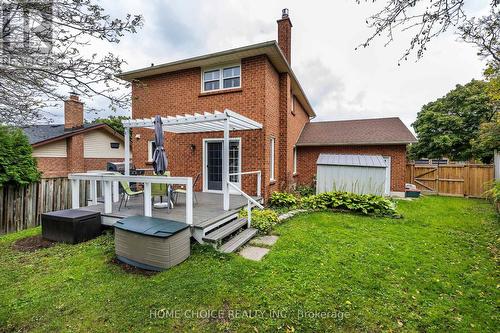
[71,179,80,209]
[247,201,252,227]
[90,180,98,205]
[223,117,231,210]
[257,171,261,197]
[186,177,193,225]
[124,127,130,176]
[103,180,112,213]
[143,182,152,217]
[112,181,119,203]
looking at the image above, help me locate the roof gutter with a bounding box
[115,41,316,117]
[296,141,417,147]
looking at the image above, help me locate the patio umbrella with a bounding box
[152,115,168,175]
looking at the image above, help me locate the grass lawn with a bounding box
[0,196,498,332]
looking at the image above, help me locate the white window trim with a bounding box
[293,146,297,175]
[291,95,295,115]
[147,140,155,162]
[270,137,275,182]
[201,63,241,93]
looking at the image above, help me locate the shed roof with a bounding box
[316,154,388,168]
[297,117,417,146]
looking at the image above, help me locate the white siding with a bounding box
[316,165,387,196]
[84,129,124,158]
[32,140,67,157]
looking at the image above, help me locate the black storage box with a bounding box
[42,209,101,244]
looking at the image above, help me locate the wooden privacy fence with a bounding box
[405,164,494,197]
[0,178,89,235]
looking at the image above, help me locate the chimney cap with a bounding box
[281,8,289,19]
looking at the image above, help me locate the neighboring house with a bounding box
[22,94,125,178]
[117,9,416,198]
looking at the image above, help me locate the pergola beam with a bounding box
[121,109,263,211]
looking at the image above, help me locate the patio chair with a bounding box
[152,171,173,208]
[118,181,144,211]
[173,173,200,205]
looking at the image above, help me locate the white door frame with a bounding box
[383,156,391,195]
[202,137,242,193]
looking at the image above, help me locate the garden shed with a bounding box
[316,154,390,196]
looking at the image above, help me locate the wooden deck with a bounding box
[79,192,258,228]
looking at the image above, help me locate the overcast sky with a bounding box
[70,0,489,132]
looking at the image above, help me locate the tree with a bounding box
[0,0,143,125]
[89,116,129,136]
[409,80,496,161]
[0,126,40,186]
[471,111,500,162]
[357,0,499,66]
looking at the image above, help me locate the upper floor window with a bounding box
[202,64,241,92]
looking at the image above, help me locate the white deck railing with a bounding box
[229,170,261,197]
[68,173,193,225]
[227,170,263,227]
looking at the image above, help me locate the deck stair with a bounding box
[203,217,248,242]
[219,228,258,253]
[194,213,259,253]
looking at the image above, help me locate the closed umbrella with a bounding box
[152,115,168,175]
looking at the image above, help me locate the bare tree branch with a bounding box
[0,0,143,125]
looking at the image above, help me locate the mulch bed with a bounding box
[109,257,158,276]
[12,235,56,252]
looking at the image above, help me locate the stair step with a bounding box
[219,228,258,253]
[203,218,247,242]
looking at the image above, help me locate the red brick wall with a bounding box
[287,97,310,188]
[36,157,69,178]
[64,94,84,129]
[83,158,123,172]
[66,134,85,173]
[277,17,292,63]
[295,145,408,192]
[35,155,123,178]
[131,55,290,199]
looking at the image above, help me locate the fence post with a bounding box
[71,179,80,209]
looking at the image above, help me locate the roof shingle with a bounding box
[296,117,416,146]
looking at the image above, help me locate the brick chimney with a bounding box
[64,92,84,130]
[277,8,292,64]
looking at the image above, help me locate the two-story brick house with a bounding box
[118,9,415,199]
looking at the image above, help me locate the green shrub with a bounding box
[269,191,297,208]
[240,208,279,234]
[300,191,398,217]
[295,184,315,197]
[0,126,40,186]
[484,180,500,212]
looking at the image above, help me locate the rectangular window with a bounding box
[293,147,297,174]
[270,137,275,181]
[202,64,241,92]
[110,142,120,149]
[148,140,156,162]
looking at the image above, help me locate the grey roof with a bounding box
[22,123,103,145]
[316,154,387,168]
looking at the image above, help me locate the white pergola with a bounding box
[122,109,263,211]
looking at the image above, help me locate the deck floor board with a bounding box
[79,192,258,227]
